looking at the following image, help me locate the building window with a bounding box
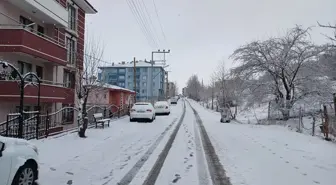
[19,16,34,31]
[142,75,147,80]
[68,3,77,31]
[62,104,73,122]
[142,82,147,87]
[142,68,148,72]
[110,69,118,73]
[63,70,75,88]
[66,37,76,65]
[36,65,43,79]
[128,68,133,72]
[37,25,44,37]
[104,94,107,99]
[119,75,125,80]
[119,68,126,73]
[18,61,32,75]
[142,89,146,94]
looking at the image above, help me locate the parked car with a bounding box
[220,107,231,123]
[154,101,171,115]
[0,136,39,185]
[130,102,156,122]
[170,97,178,104]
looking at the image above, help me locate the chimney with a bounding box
[122,61,125,64]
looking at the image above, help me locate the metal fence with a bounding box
[0,104,131,140]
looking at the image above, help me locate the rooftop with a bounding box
[74,0,98,14]
[86,82,135,93]
[99,60,165,69]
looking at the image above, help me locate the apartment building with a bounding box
[98,61,166,102]
[167,82,176,98]
[0,0,97,122]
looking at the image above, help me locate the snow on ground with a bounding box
[189,99,336,185]
[200,101,327,138]
[153,102,209,185]
[32,102,183,185]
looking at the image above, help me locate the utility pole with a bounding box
[133,57,137,103]
[165,71,169,99]
[145,49,171,105]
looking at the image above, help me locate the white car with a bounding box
[170,97,178,104]
[130,102,156,122]
[0,136,39,185]
[154,101,171,115]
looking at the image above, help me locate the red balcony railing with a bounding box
[0,80,74,104]
[0,26,67,66]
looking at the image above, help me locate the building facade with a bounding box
[87,83,135,112]
[98,61,166,102]
[0,0,97,123]
[167,82,176,98]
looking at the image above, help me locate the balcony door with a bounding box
[19,16,34,32]
[63,70,75,88]
[18,61,32,75]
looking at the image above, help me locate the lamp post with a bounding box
[0,61,41,138]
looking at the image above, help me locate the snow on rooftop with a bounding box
[87,82,135,93]
[99,60,165,68]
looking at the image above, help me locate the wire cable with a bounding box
[152,0,168,46]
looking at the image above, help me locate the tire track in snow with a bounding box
[116,101,186,185]
[141,100,186,185]
[187,100,232,185]
[193,108,211,185]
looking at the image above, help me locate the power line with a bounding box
[126,0,155,47]
[126,0,158,48]
[138,0,161,47]
[131,0,159,48]
[152,0,168,46]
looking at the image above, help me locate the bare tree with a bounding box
[76,35,104,137]
[186,74,201,101]
[209,74,217,110]
[230,26,329,120]
[214,61,230,108]
[318,22,336,46]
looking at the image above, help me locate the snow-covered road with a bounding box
[32,102,183,185]
[189,100,336,185]
[153,101,211,185]
[30,98,336,185]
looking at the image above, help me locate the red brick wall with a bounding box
[77,8,85,70]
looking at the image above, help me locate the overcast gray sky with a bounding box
[86,0,336,91]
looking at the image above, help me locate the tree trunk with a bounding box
[211,92,214,110]
[78,95,89,138]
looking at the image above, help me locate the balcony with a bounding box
[0,27,67,66]
[0,80,74,104]
[9,0,68,27]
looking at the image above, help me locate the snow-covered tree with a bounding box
[318,22,336,46]
[230,26,330,120]
[76,36,104,138]
[186,74,202,101]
